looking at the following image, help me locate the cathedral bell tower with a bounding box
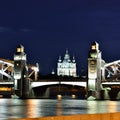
[87,41,102,100]
[14,45,29,98]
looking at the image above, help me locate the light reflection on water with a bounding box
[87,100,118,114]
[0,99,120,120]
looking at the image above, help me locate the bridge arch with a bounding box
[32,81,86,99]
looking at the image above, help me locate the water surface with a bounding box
[0,99,120,120]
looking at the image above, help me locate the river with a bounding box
[0,99,120,120]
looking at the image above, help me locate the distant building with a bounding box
[57,50,76,77]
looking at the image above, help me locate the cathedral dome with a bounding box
[63,50,71,62]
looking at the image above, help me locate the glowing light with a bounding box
[17,47,23,53]
[57,94,62,100]
[0,87,12,91]
[91,53,95,58]
[17,48,21,52]
[108,101,117,113]
[72,94,76,99]
[91,45,96,50]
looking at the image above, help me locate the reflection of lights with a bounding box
[26,100,40,118]
[108,101,117,113]
[56,100,62,115]
[87,101,118,114]
[57,94,62,100]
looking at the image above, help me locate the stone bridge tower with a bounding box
[87,41,103,100]
[14,45,30,98]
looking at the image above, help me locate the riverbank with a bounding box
[9,112,120,120]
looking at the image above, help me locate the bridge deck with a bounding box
[31,79,87,88]
[0,80,14,86]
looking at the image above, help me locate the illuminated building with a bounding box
[57,50,76,77]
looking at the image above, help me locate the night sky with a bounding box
[0,0,120,75]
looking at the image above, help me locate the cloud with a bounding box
[0,26,12,32]
[0,27,33,33]
[19,28,33,32]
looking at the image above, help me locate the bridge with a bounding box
[0,42,120,99]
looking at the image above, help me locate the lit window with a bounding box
[17,48,21,52]
[17,48,23,52]
[91,45,96,50]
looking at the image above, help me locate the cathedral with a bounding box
[57,50,77,77]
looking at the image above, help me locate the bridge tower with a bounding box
[13,45,30,98]
[87,41,103,100]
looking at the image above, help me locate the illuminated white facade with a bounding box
[57,50,76,77]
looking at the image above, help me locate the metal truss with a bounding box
[28,63,39,81]
[104,60,120,81]
[0,59,39,81]
[0,59,14,80]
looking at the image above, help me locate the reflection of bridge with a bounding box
[1,42,120,99]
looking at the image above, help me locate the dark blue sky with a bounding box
[0,0,120,75]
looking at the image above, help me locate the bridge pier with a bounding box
[87,42,105,100]
[13,45,30,98]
